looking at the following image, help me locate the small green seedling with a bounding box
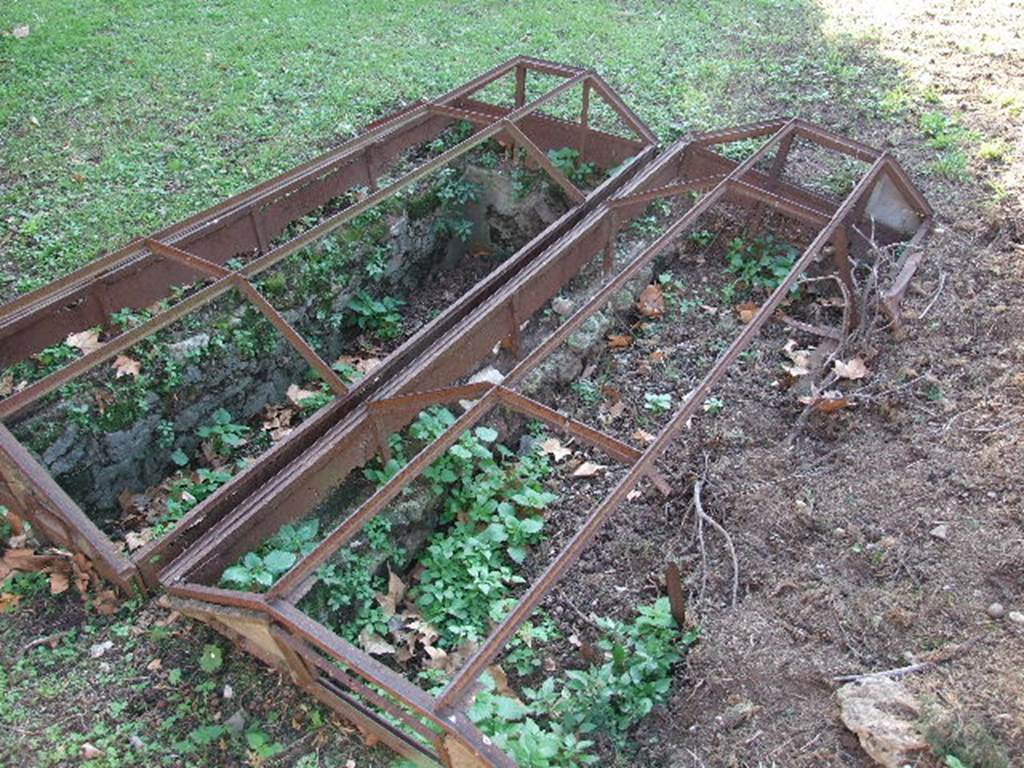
[644,392,673,413]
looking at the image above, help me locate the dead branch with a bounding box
[693,477,739,608]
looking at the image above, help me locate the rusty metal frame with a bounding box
[161,119,932,765]
[0,58,657,591]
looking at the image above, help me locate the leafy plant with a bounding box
[220,519,321,591]
[433,167,481,243]
[221,550,297,590]
[547,147,596,185]
[570,379,602,406]
[198,644,223,674]
[346,291,405,340]
[525,599,696,742]
[703,397,725,415]
[643,392,672,413]
[305,517,404,642]
[724,234,799,298]
[197,408,250,457]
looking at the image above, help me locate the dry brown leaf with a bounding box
[572,461,606,478]
[799,391,854,414]
[94,589,121,615]
[601,385,622,404]
[834,357,869,380]
[358,628,395,656]
[423,644,449,670]
[736,302,759,323]
[649,349,667,364]
[538,437,572,462]
[377,569,407,618]
[604,400,626,420]
[112,355,141,378]
[0,592,20,612]
[632,428,656,444]
[782,339,813,377]
[125,530,152,552]
[12,25,30,39]
[636,284,665,319]
[49,570,70,595]
[146,658,163,672]
[66,328,103,355]
[262,404,296,442]
[607,334,634,349]
[286,383,319,406]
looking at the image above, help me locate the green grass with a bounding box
[0,0,920,298]
[0,594,389,767]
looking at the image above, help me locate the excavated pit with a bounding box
[6,155,571,549]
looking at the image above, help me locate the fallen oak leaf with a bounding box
[112,355,141,378]
[572,461,606,478]
[65,328,103,355]
[49,570,70,595]
[782,338,813,377]
[358,628,395,656]
[636,284,665,319]
[632,428,656,444]
[538,437,572,462]
[834,357,869,380]
[607,334,634,349]
[736,302,759,323]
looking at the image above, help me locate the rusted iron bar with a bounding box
[586,73,659,145]
[367,382,495,417]
[145,238,232,278]
[145,240,349,393]
[267,600,516,767]
[231,278,350,396]
[608,175,726,209]
[494,386,673,495]
[665,563,687,626]
[501,120,586,203]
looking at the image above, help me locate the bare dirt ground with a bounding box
[633,3,1024,765]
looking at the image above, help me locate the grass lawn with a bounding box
[0,0,912,300]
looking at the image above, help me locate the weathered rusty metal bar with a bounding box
[608,174,726,209]
[501,120,585,203]
[586,72,659,145]
[231,277,350,396]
